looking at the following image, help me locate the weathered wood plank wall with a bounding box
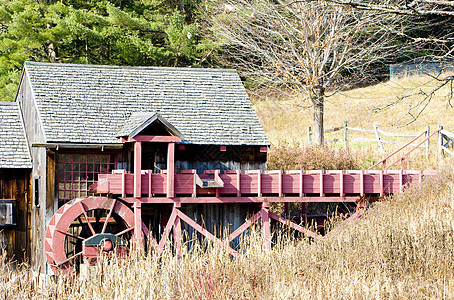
[0,169,32,264]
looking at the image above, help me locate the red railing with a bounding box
[94,169,436,202]
[368,129,439,171]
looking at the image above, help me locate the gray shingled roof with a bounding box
[0,102,32,168]
[115,112,183,139]
[23,62,270,145]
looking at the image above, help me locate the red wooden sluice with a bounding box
[46,134,439,274]
[96,168,435,201]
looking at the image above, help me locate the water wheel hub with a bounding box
[83,234,126,258]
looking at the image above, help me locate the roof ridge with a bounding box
[24,61,237,73]
[0,101,18,105]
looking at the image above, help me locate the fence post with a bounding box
[425,125,430,158]
[344,120,349,150]
[308,127,312,144]
[438,125,444,155]
[373,123,384,153]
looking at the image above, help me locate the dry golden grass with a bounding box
[2,168,454,299]
[253,74,454,146]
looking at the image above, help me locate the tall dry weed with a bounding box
[267,143,361,171]
[2,169,454,299]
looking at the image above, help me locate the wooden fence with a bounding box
[438,125,454,157]
[309,122,454,157]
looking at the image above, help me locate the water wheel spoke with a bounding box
[78,201,96,235]
[55,251,82,267]
[102,199,116,234]
[56,228,84,240]
[115,226,134,236]
[77,216,89,237]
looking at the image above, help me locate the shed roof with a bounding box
[0,102,32,168]
[23,62,269,145]
[115,112,184,139]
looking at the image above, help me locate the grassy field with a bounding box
[253,74,454,147]
[1,168,453,299]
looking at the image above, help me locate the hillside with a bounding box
[253,74,454,146]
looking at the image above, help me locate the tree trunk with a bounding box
[311,86,325,145]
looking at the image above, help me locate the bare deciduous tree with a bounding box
[210,0,402,144]
[310,0,454,127]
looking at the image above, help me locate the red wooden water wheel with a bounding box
[44,197,148,275]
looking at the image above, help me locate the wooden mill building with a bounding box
[0,62,270,272]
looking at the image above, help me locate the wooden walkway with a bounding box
[95,169,437,203]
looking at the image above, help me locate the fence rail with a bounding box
[308,122,454,157]
[438,126,454,157]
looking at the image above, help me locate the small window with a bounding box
[0,199,16,226]
[56,153,116,207]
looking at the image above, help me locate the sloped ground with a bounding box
[254,74,454,146]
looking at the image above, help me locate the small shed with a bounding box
[0,102,32,264]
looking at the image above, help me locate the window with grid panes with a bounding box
[57,154,116,207]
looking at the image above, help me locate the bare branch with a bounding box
[209,0,404,144]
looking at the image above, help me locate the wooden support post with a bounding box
[192,170,197,198]
[299,170,304,197]
[148,171,152,198]
[236,170,241,197]
[278,170,283,197]
[373,123,384,153]
[173,203,182,258]
[339,170,344,197]
[261,203,271,251]
[167,142,175,198]
[215,170,220,198]
[319,170,324,197]
[379,170,384,196]
[134,141,142,198]
[360,170,364,197]
[438,125,444,155]
[344,120,349,150]
[399,169,403,192]
[121,172,126,198]
[133,201,143,247]
[257,169,262,197]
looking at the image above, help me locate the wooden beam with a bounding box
[227,211,262,242]
[268,212,321,240]
[174,214,182,258]
[167,142,175,198]
[157,207,178,254]
[131,196,361,204]
[176,209,240,257]
[339,170,344,197]
[134,141,142,198]
[133,201,143,246]
[261,203,271,251]
[126,135,182,143]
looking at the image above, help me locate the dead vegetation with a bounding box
[2,167,454,299]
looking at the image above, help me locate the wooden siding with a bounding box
[175,145,267,173]
[0,169,32,265]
